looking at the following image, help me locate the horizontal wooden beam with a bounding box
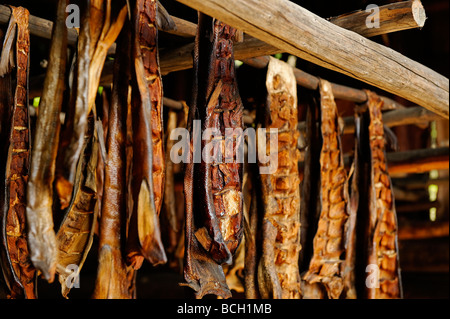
[159,36,282,75]
[244,55,406,110]
[328,0,427,38]
[296,106,440,135]
[392,176,449,190]
[396,201,440,213]
[176,0,449,119]
[387,147,449,175]
[0,4,196,44]
[399,220,449,240]
[301,147,449,175]
[342,106,440,134]
[15,3,441,119]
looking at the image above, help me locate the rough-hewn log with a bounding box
[176,0,449,119]
[159,35,281,75]
[328,0,427,38]
[297,106,440,135]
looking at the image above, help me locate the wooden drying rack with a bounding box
[0,0,448,176]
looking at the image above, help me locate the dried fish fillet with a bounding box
[303,79,352,299]
[258,57,301,299]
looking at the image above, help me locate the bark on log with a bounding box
[329,0,427,38]
[176,0,449,119]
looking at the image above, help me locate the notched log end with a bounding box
[412,0,427,28]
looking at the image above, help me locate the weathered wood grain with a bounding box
[329,0,427,38]
[176,0,449,118]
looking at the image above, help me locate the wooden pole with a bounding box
[396,201,440,213]
[176,0,449,119]
[398,221,449,240]
[387,147,449,175]
[297,106,441,134]
[329,0,427,38]
[341,106,441,134]
[244,55,406,110]
[303,147,449,175]
[0,4,195,44]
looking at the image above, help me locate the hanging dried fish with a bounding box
[258,57,301,299]
[139,0,166,218]
[55,0,91,210]
[25,0,68,283]
[0,6,36,299]
[163,110,179,233]
[298,92,326,299]
[183,13,245,299]
[342,148,359,300]
[92,17,134,299]
[195,16,245,264]
[362,91,403,299]
[55,0,127,208]
[303,79,352,299]
[125,0,167,268]
[244,179,259,299]
[87,0,127,114]
[55,115,98,298]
